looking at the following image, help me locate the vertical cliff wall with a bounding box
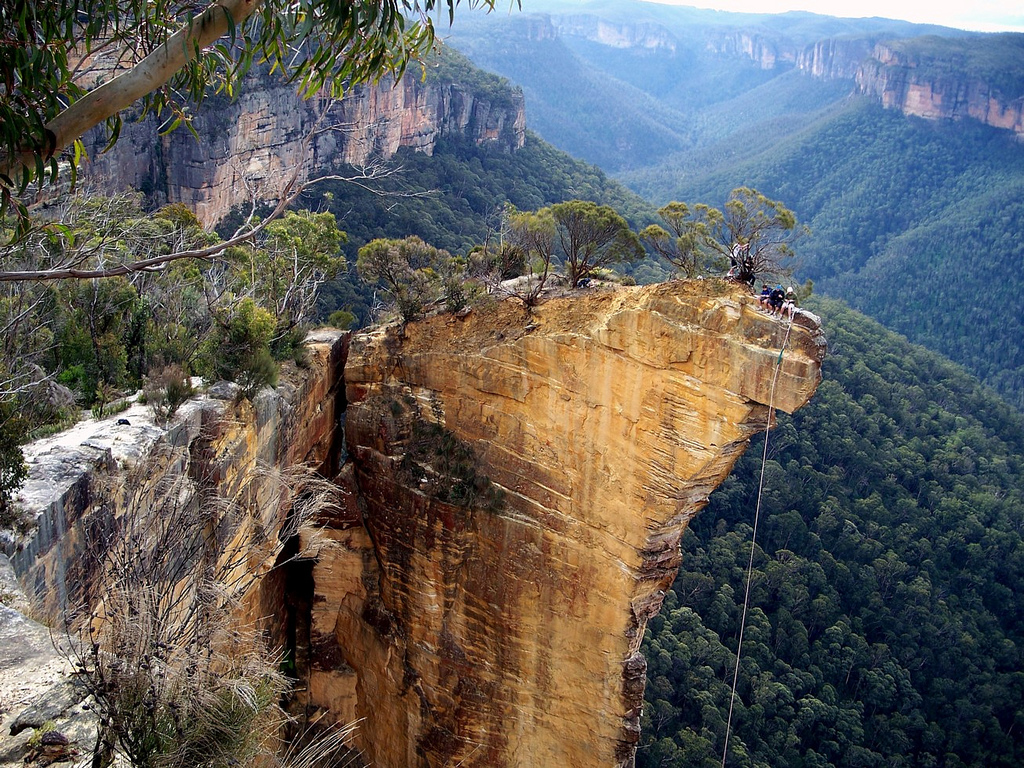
[8,283,823,767]
[857,43,1024,137]
[79,69,526,225]
[311,282,824,767]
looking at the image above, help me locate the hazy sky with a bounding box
[648,0,1024,32]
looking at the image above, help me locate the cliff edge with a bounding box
[3,282,824,768]
[314,282,825,767]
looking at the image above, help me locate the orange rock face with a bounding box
[8,284,823,767]
[313,283,825,767]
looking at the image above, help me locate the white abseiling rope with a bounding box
[720,312,795,768]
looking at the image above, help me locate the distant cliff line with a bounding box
[543,13,1024,139]
[79,62,526,226]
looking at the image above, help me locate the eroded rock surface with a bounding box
[4,284,823,768]
[80,71,526,226]
[315,282,824,767]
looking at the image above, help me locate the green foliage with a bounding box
[143,365,194,425]
[424,45,523,110]
[0,0,495,214]
[639,298,1024,768]
[401,420,505,512]
[641,202,708,279]
[210,298,279,400]
[660,99,1024,408]
[356,236,450,322]
[44,277,141,405]
[239,210,346,332]
[874,34,1024,101]
[546,199,645,287]
[326,310,357,331]
[0,401,28,529]
[0,194,352,493]
[445,6,878,173]
[312,133,665,326]
[447,16,696,172]
[500,206,556,305]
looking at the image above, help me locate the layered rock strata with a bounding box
[857,43,1024,137]
[316,282,824,767]
[7,283,824,767]
[79,71,525,225]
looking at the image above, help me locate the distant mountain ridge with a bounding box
[446,2,1023,175]
[527,3,1024,138]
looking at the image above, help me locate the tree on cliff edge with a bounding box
[548,199,644,288]
[0,0,497,279]
[642,189,803,284]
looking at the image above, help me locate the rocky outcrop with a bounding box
[5,283,824,767]
[553,14,678,52]
[6,329,347,623]
[857,43,1024,136]
[797,37,874,80]
[80,70,526,225]
[315,283,824,767]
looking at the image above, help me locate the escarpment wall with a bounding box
[318,283,824,767]
[78,70,526,225]
[857,43,1024,137]
[9,284,823,767]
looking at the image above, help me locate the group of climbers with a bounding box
[723,238,800,320]
[758,283,798,319]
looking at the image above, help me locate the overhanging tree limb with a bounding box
[2,0,262,181]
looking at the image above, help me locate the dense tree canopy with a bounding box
[547,199,644,287]
[311,134,666,325]
[356,235,454,321]
[639,297,1024,768]
[640,189,800,284]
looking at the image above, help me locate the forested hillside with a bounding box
[446,6,859,172]
[639,298,1024,767]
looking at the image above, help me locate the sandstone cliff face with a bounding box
[81,71,525,225]
[797,37,874,81]
[553,14,678,52]
[857,43,1024,136]
[7,284,824,768]
[704,32,797,71]
[9,330,346,624]
[320,283,824,767]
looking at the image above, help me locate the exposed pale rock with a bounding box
[858,43,1024,137]
[5,331,347,623]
